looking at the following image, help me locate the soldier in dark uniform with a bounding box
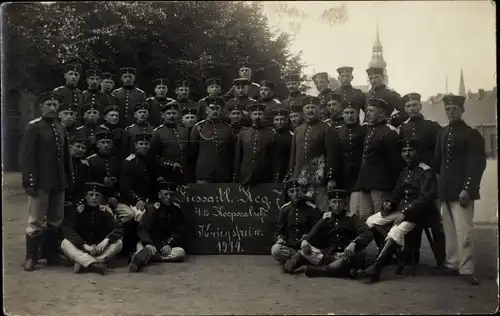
[60,182,124,275]
[19,92,73,271]
[365,67,407,128]
[226,77,257,126]
[180,108,198,133]
[58,103,80,139]
[323,92,345,129]
[300,189,373,278]
[288,96,341,212]
[271,108,293,183]
[336,100,366,196]
[311,72,332,121]
[146,78,175,128]
[360,138,438,283]
[122,103,154,156]
[351,98,401,222]
[100,72,116,97]
[53,62,84,123]
[83,68,112,115]
[76,103,101,156]
[223,61,261,100]
[233,103,276,186]
[198,77,223,121]
[97,105,125,159]
[129,181,186,272]
[172,78,202,122]
[333,66,366,113]
[111,67,146,127]
[259,80,282,126]
[150,102,190,184]
[434,95,486,285]
[190,97,235,183]
[289,105,304,130]
[281,72,305,108]
[227,102,246,137]
[65,136,90,207]
[271,179,321,272]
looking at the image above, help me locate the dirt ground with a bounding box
[2,162,499,315]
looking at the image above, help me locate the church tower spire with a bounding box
[369,22,388,86]
[458,68,466,97]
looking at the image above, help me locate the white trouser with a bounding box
[61,239,123,267]
[366,211,416,246]
[349,191,391,222]
[115,203,145,222]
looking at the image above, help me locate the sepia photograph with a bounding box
[1,1,498,314]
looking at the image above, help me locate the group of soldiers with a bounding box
[18,60,486,285]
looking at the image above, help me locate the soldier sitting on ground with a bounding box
[129,181,186,272]
[60,182,124,275]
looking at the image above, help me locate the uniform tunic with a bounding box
[354,120,401,192]
[336,123,366,191]
[233,126,276,186]
[75,124,99,156]
[19,117,72,191]
[230,122,244,138]
[121,122,154,156]
[289,119,340,185]
[333,85,366,112]
[281,92,305,108]
[87,153,121,199]
[224,82,260,100]
[146,96,175,128]
[399,115,441,167]
[65,124,81,140]
[273,128,293,183]
[53,85,84,116]
[66,157,89,204]
[137,202,185,249]
[275,200,321,248]
[60,203,123,248]
[365,84,408,126]
[318,88,333,108]
[120,153,157,205]
[323,117,345,129]
[190,119,236,182]
[434,120,486,201]
[83,89,112,114]
[111,86,146,127]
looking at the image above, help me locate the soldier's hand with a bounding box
[83,244,94,253]
[136,200,146,211]
[104,177,114,185]
[160,245,172,257]
[327,180,337,191]
[90,245,99,257]
[96,238,109,255]
[276,237,285,245]
[145,244,157,256]
[344,242,356,258]
[300,240,312,255]
[108,197,118,208]
[458,190,470,208]
[394,213,405,225]
[25,187,37,198]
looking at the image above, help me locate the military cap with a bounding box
[103,105,120,115]
[300,95,320,107]
[284,72,301,82]
[58,103,77,113]
[64,62,82,74]
[237,61,252,69]
[327,189,349,200]
[154,78,169,86]
[336,66,354,75]
[247,103,266,113]
[205,77,222,87]
[290,105,304,114]
[158,181,179,192]
[120,67,137,75]
[69,135,89,147]
[37,91,60,106]
[134,133,152,142]
[101,72,115,81]
[342,99,362,111]
[272,108,289,117]
[366,98,389,109]
[205,96,225,108]
[174,79,191,88]
[227,103,246,112]
[82,102,100,114]
[311,72,329,82]
[398,137,421,150]
[160,101,178,112]
[442,94,466,107]
[366,67,384,76]
[233,77,250,86]
[95,130,114,141]
[259,80,275,89]
[85,182,107,194]
[402,93,421,104]
[86,68,101,78]
[133,102,149,112]
[284,179,301,191]
[326,92,342,103]
[181,107,198,116]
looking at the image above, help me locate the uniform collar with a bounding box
[164,122,177,128]
[340,84,352,89]
[306,117,320,125]
[409,114,424,121]
[123,84,134,90]
[237,95,250,100]
[87,87,99,93]
[65,84,77,89]
[449,119,466,126]
[289,91,301,97]
[372,84,386,91]
[346,122,361,128]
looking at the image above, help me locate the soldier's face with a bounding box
[366,105,385,123]
[41,100,60,118]
[162,109,178,123]
[85,191,103,207]
[250,110,264,125]
[155,85,168,97]
[135,140,151,156]
[64,71,80,86]
[260,86,273,99]
[87,76,100,90]
[229,110,243,123]
[289,112,303,127]
[176,87,190,99]
[207,105,221,119]
[83,109,100,124]
[58,109,77,126]
[405,100,422,117]
[328,198,347,215]
[159,190,174,205]
[401,146,417,165]
[314,78,329,92]
[343,107,359,125]
[445,104,464,122]
[238,67,251,79]
[273,115,287,130]
[286,81,300,93]
[303,104,319,120]
[368,74,384,87]
[235,85,248,97]
[70,142,87,158]
[121,73,135,85]
[182,114,198,127]
[97,139,113,154]
[287,187,303,202]
[339,73,353,85]
[134,109,149,123]
[104,111,120,125]
[207,84,221,96]
[327,100,342,118]
[101,79,115,92]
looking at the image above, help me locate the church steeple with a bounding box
[458,68,466,97]
[369,22,388,85]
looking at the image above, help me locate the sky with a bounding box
[262,1,496,98]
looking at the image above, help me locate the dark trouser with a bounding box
[406,218,446,266]
[121,220,139,258]
[322,252,367,277]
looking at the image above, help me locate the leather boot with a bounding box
[24,234,40,271]
[129,247,151,272]
[44,229,63,266]
[359,238,399,283]
[304,258,347,278]
[282,252,307,274]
